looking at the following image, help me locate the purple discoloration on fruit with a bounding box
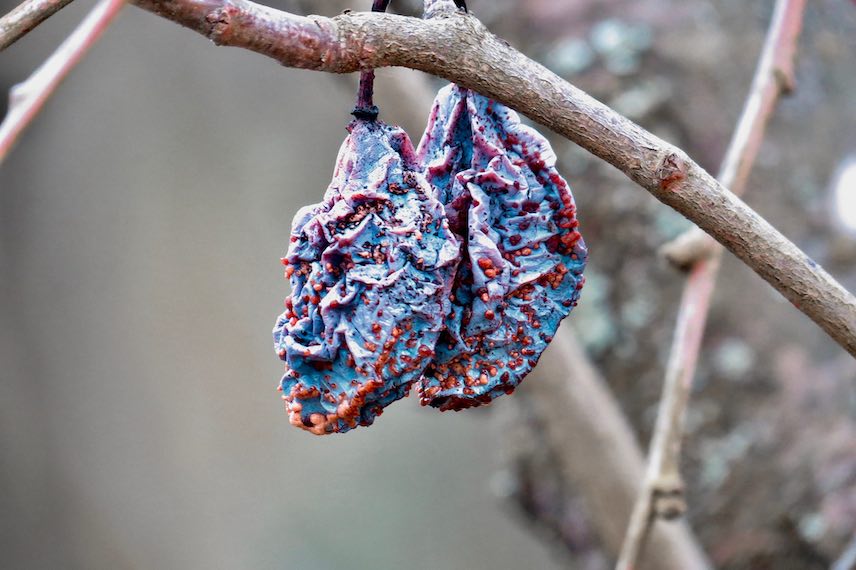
[274,118,459,434]
[416,84,587,411]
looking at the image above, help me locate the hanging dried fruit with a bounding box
[416,84,587,411]
[273,119,459,434]
[273,0,459,434]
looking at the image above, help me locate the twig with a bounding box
[616,1,808,568]
[660,0,805,267]
[517,326,710,569]
[0,0,124,165]
[615,260,719,569]
[0,0,75,51]
[128,0,856,358]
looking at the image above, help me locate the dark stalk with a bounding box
[352,0,391,119]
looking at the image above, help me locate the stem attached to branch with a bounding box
[128,0,856,358]
[0,0,75,51]
[616,1,808,568]
[351,0,390,119]
[0,0,125,164]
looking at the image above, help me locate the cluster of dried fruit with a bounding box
[273,82,587,435]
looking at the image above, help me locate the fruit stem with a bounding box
[352,0,391,120]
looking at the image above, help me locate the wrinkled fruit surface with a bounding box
[273,118,459,434]
[415,84,587,411]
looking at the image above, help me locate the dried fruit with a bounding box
[273,118,459,434]
[416,84,587,411]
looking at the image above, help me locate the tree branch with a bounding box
[0,0,125,164]
[509,326,711,569]
[617,1,808,568]
[660,0,805,267]
[128,0,856,358]
[0,0,75,51]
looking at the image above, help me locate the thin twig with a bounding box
[616,1,808,568]
[0,0,75,51]
[0,0,124,165]
[512,325,711,569]
[128,0,856,358]
[660,0,806,267]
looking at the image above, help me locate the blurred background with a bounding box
[1,0,855,568]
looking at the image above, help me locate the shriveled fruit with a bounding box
[274,118,459,434]
[416,84,587,411]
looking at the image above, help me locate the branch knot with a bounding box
[656,152,688,192]
[205,5,236,44]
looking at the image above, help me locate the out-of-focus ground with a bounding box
[1,1,855,569]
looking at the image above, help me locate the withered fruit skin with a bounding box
[274,119,460,434]
[416,84,587,411]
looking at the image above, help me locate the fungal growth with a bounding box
[415,84,587,411]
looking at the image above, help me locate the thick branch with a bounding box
[129,0,856,357]
[617,1,808,568]
[0,0,125,164]
[0,0,74,50]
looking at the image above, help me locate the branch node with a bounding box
[656,152,689,192]
[652,474,687,520]
[205,5,235,44]
[773,67,796,95]
[423,0,460,20]
[8,83,27,106]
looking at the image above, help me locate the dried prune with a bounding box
[416,84,587,411]
[274,118,459,434]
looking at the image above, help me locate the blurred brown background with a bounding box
[1,1,855,569]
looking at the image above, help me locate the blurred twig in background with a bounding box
[617,2,809,567]
[832,533,856,570]
[0,0,124,164]
[501,326,710,569]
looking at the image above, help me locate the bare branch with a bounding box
[0,0,124,165]
[500,333,713,568]
[516,326,710,569]
[617,1,808,568]
[615,259,720,569]
[127,0,856,358]
[661,0,806,266]
[0,0,75,51]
